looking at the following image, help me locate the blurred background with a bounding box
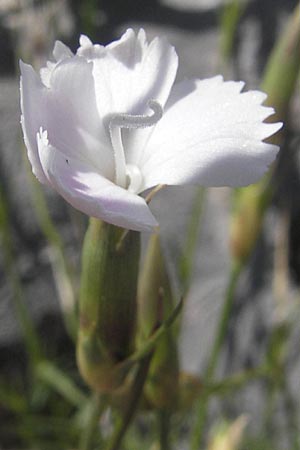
[0,0,300,449]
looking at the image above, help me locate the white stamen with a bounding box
[109,100,163,189]
[109,125,127,188]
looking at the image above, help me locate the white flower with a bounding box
[20,29,281,232]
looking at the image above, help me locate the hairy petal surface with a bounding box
[37,129,158,232]
[140,76,282,190]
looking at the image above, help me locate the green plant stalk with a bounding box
[205,262,242,379]
[261,2,300,120]
[105,354,152,450]
[206,364,271,396]
[263,321,300,449]
[230,177,272,265]
[190,261,242,450]
[178,364,274,413]
[127,297,183,367]
[179,187,206,295]
[158,409,171,450]
[95,286,181,450]
[79,393,107,450]
[219,0,246,66]
[0,379,28,414]
[262,323,287,449]
[281,376,300,450]
[35,360,88,407]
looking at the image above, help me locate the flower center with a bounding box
[109,100,163,193]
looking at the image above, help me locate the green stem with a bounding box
[206,262,242,379]
[126,297,183,367]
[180,187,206,295]
[261,2,300,121]
[35,360,88,407]
[219,0,246,69]
[158,410,171,450]
[0,379,28,414]
[281,377,300,450]
[105,355,152,450]
[206,364,271,396]
[190,261,242,450]
[80,393,106,450]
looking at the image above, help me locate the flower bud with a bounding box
[137,234,179,410]
[77,219,140,392]
[178,372,202,411]
[261,3,300,125]
[230,184,267,265]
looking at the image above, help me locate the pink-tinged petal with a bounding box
[20,57,114,180]
[37,129,158,232]
[140,77,282,190]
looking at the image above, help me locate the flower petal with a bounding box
[47,56,114,177]
[20,57,115,180]
[20,61,49,184]
[78,34,105,59]
[37,129,158,232]
[86,28,178,119]
[140,76,282,190]
[79,29,178,173]
[39,41,73,87]
[53,40,73,62]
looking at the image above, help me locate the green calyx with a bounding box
[77,219,140,392]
